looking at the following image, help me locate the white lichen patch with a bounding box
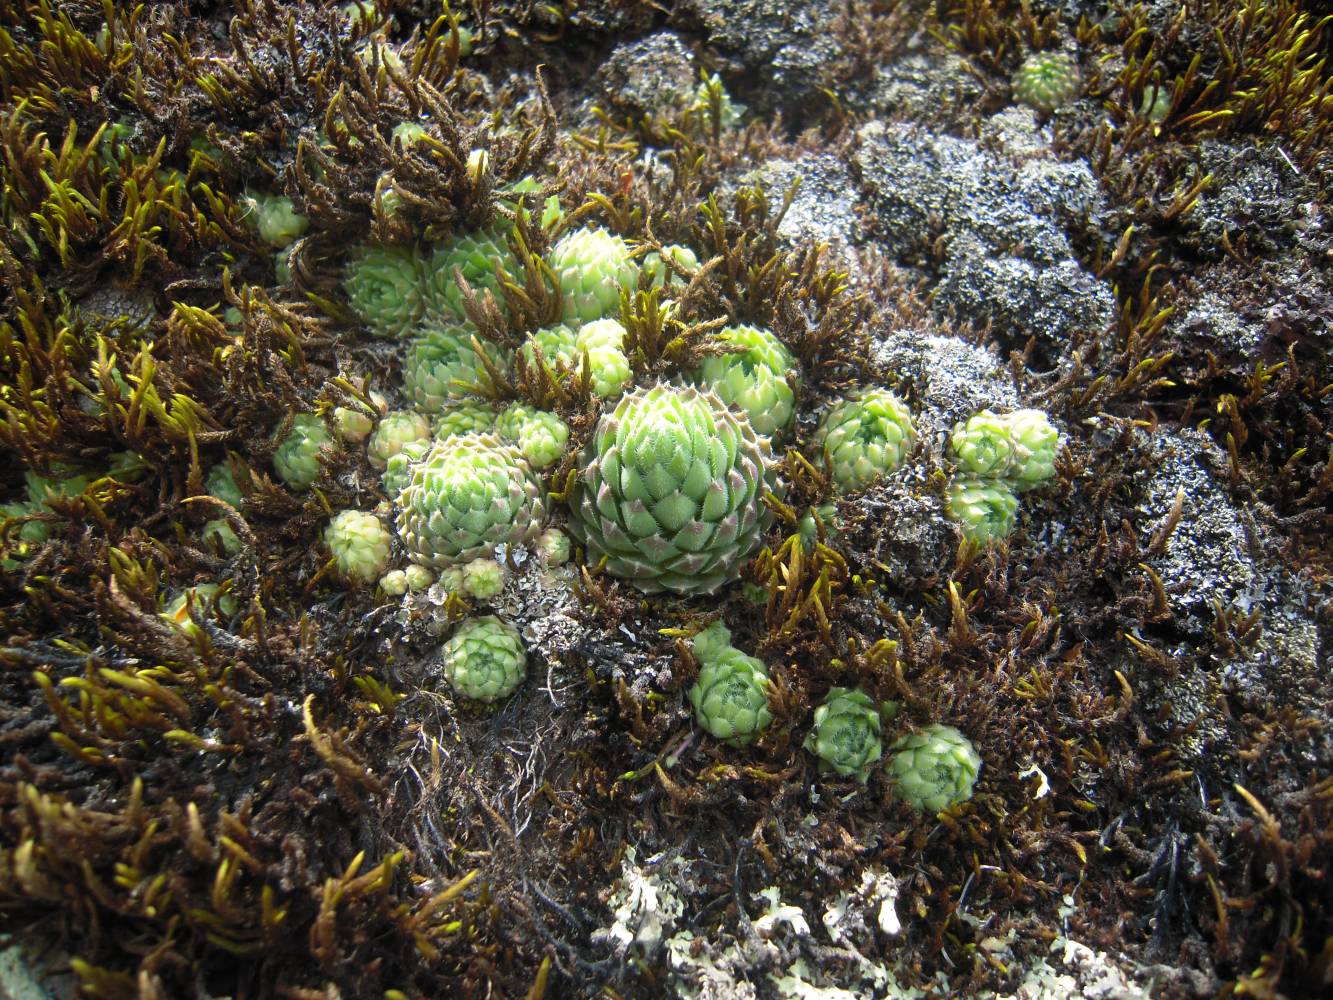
[591,848,688,955]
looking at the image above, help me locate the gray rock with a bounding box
[675,0,841,112]
[593,32,697,120]
[873,328,1020,431]
[1137,427,1263,626]
[853,119,1115,350]
[854,49,985,123]
[747,154,861,273]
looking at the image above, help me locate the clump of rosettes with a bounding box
[548,227,637,325]
[804,687,883,781]
[813,389,915,494]
[344,245,426,338]
[693,324,797,439]
[396,433,545,569]
[274,414,333,490]
[496,403,570,470]
[569,383,776,595]
[886,724,982,812]
[1012,51,1081,114]
[367,410,431,470]
[441,615,527,703]
[325,510,392,584]
[949,408,1060,491]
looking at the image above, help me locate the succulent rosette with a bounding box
[574,319,631,399]
[548,226,637,325]
[568,383,776,595]
[495,402,570,470]
[812,389,915,494]
[1002,408,1060,491]
[949,410,1018,479]
[325,510,392,584]
[1013,52,1081,114]
[641,243,699,290]
[273,414,333,490]
[434,401,498,439]
[693,324,797,438]
[950,408,1059,490]
[395,433,546,568]
[688,647,773,746]
[520,324,580,373]
[379,438,429,497]
[946,475,1019,544]
[422,226,518,323]
[441,615,527,703]
[367,410,431,470]
[803,687,883,781]
[343,244,426,338]
[886,723,982,812]
[244,192,308,248]
[403,323,505,414]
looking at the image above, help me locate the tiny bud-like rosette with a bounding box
[395,433,546,569]
[574,319,631,399]
[813,389,915,494]
[1013,52,1081,115]
[886,723,982,812]
[461,557,505,599]
[325,510,392,584]
[568,383,776,595]
[693,324,797,439]
[803,687,883,782]
[441,615,527,703]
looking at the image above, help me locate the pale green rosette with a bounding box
[803,687,883,781]
[403,323,505,414]
[343,245,426,338]
[441,615,526,703]
[887,723,982,812]
[395,433,546,569]
[688,648,773,747]
[548,227,637,325]
[694,324,796,439]
[569,383,776,595]
[813,389,915,494]
[946,475,1019,544]
[274,414,332,490]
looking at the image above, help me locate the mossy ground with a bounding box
[1,2,1329,998]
